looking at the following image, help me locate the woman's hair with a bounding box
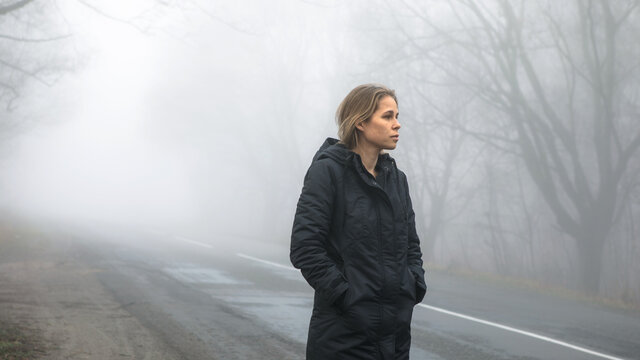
[335,83,397,149]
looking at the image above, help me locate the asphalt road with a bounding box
[65,224,639,360]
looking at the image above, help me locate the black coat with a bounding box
[291,138,427,360]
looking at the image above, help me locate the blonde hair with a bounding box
[335,84,397,149]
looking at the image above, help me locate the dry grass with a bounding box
[0,220,48,359]
[0,324,46,360]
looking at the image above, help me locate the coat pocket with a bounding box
[407,267,427,305]
[341,300,379,336]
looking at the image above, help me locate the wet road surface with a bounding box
[69,225,640,360]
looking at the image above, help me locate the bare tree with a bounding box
[400,93,477,261]
[0,0,192,134]
[0,0,73,115]
[397,0,640,294]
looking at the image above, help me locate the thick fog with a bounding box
[1,0,353,237]
[1,0,639,304]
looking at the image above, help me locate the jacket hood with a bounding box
[312,137,396,169]
[312,137,352,164]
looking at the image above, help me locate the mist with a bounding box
[1,0,353,239]
[2,0,640,305]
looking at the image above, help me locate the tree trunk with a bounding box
[574,226,607,296]
[422,194,445,261]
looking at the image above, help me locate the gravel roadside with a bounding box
[0,221,179,360]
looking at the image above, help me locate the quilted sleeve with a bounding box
[290,160,348,305]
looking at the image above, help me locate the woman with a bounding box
[290,84,427,359]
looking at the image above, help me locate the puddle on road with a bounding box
[217,294,313,343]
[164,266,250,285]
[270,268,304,282]
[165,260,441,358]
[214,293,437,359]
[410,346,442,359]
[239,258,303,282]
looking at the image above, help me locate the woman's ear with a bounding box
[356,121,366,132]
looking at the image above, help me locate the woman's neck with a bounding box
[353,143,380,177]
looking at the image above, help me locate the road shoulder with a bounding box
[0,223,179,360]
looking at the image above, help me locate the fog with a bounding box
[1,0,639,304]
[1,0,353,238]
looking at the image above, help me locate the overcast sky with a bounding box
[1,0,359,237]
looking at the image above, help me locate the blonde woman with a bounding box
[291,84,427,359]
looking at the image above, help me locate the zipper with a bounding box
[354,158,400,347]
[375,198,384,341]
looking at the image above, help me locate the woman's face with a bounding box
[357,95,401,150]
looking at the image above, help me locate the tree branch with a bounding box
[0,0,34,15]
[0,33,72,42]
[76,0,150,33]
[0,58,52,85]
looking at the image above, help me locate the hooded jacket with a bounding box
[291,138,427,360]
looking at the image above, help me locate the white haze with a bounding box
[1,0,359,241]
[2,0,639,301]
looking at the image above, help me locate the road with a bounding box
[3,221,639,359]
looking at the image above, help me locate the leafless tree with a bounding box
[0,0,195,136]
[395,0,640,295]
[400,91,479,261]
[0,0,73,116]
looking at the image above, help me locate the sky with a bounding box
[0,0,369,242]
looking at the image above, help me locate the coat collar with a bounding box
[313,137,396,169]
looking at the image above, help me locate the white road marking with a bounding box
[236,253,299,271]
[417,304,625,360]
[237,253,627,360]
[175,236,214,249]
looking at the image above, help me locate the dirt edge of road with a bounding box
[0,321,46,359]
[0,221,180,360]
